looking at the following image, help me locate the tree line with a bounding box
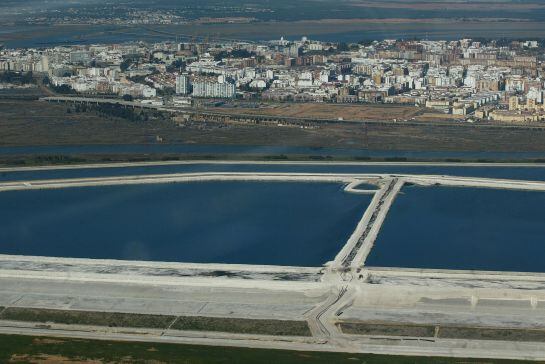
[0,71,36,84]
[69,102,169,122]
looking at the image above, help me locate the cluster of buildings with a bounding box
[0,45,157,98]
[24,10,189,26]
[22,4,260,27]
[2,37,545,122]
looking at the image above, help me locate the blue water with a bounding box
[0,25,164,49]
[0,181,371,266]
[366,186,545,273]
[1,24,539,49]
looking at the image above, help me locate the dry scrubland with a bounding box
[212,103,425,121]
[3,100,545,153]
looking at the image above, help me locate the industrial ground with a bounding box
[2,164,545,360]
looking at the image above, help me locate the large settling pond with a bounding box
[367,186,545,273]
[0,181,371,267]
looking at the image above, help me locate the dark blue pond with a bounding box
[366,186,545,272]
[0,181,371,266]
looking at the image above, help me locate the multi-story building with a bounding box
[176,73,190,95]
[192,76,236,98]
[69,51,91,64]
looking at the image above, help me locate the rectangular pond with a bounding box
[366,186,545,273]
[0,181,372,267]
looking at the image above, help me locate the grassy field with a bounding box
[439,326,545,342]
[0,307,176,329]
[0,334,542,364]
[340,321,545,343]
[0,307,311,337]
[340,322,436,338]
[172,316,311,336]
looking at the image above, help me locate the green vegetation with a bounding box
[0,71,35,85]
[0,307,310,336]
[340,321,545,343]
[120,58,132,72]
[50,84,76,94]
[5,153,545,169]
[340,322,436,338]
[0,155,89,166]
[6,98,545,154]
[214,49,255,61]
[171,316,312,336]
[0,308,176,329]
[71,102,167,122]
[167,59,186,72]
[0,334,540,364]
[439,326,545,342]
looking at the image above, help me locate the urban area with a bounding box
[1,37,545,122]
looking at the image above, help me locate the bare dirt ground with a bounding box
[211,103,425,122]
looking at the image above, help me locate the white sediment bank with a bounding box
[0,172,383,193]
